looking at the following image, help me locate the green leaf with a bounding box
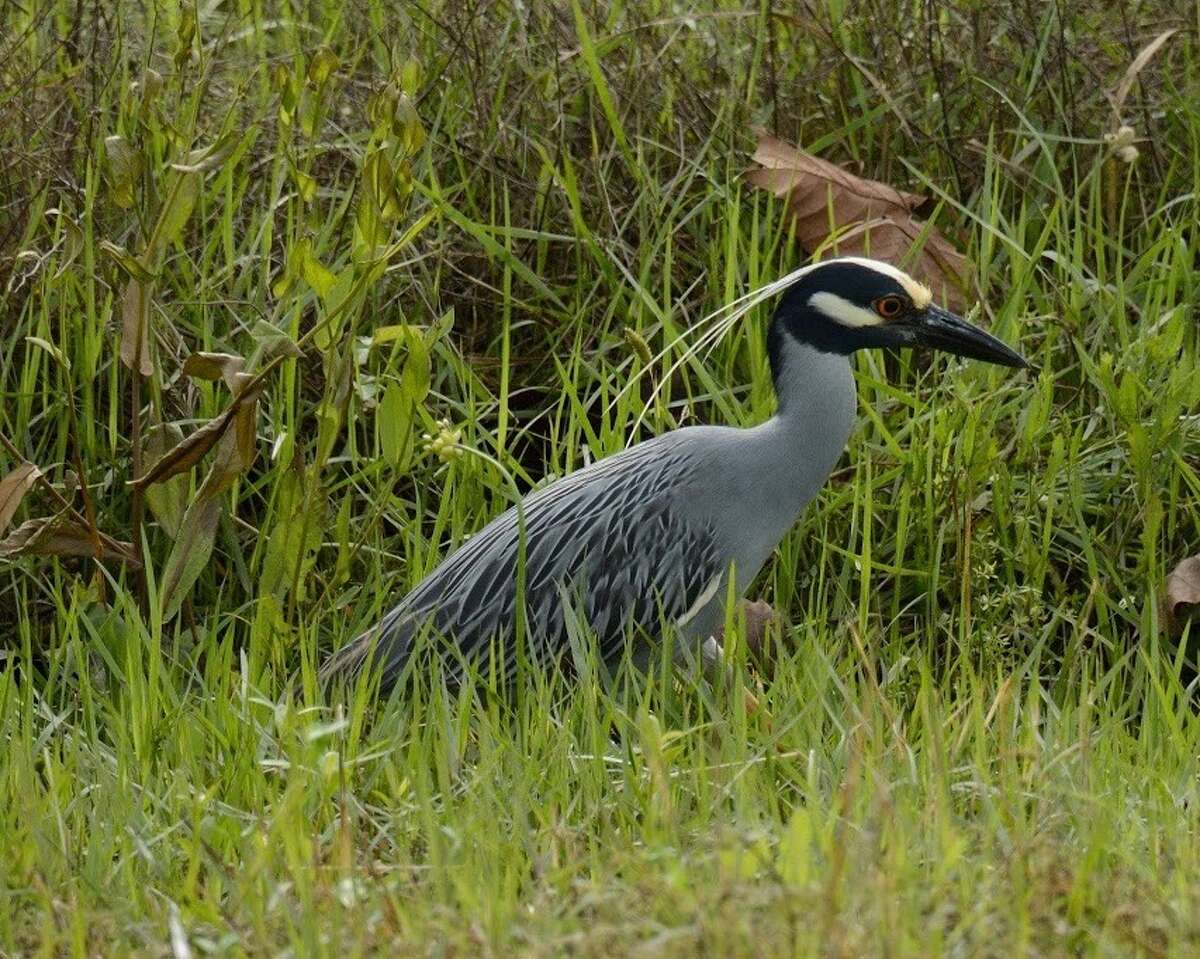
[371,324,423,347]
[291,163,317,204]
[170,131,241,173]
[159,495,221,621]
[301,242,336,300]
[307,47,340,87]
[25,336,70,371]
[100,241,156,283]
[398,57,422,95]
[103,135,142,209]
[399,331,430,405]
[259,469,325,602]
[250,319,302,361]
[143,422,188,539]
[50,210,84,278]
[378,380,414,469]
[175,4,197,69]
[153,171,201,250]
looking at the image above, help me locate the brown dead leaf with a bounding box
[182,352,246,391]
[156,393,260,621]
[132,382,263,491]
[1111,29,1178,118]
[0,463,42,533]
[0,516,137,565]
[713,598,784,673]
[1164,554,1200,635]
[745,132,970,311]
[119,278,154,377]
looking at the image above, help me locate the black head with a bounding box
[767,257,1028,374]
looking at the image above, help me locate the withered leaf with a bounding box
[713,599,783,672]
[132,382,262,491]
[0,463,42,533]
[1112,30,1177,117]
[119,278,154,377]
[745,133,969,311]
[182,351,246,391]
[1164,555,1200,636]
[169,130,242,174]
[0,516,137,566]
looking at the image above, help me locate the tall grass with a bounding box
[1,0,1198,953]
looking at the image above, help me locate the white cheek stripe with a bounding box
[807,291,882,328]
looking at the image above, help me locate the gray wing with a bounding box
[321,434,725,691]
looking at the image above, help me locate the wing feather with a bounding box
[321,434,724,691]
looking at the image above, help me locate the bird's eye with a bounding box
[874,296,905,319]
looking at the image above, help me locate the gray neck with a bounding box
[744,335,857,522]
[699,334,858,595]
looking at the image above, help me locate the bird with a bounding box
[322,256,1027,694]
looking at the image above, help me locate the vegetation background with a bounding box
[2,0,1199,954]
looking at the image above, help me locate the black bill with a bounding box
[913,305,1029,369]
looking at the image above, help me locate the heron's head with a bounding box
[770,257,1028,369]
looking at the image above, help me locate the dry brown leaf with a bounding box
[0,463,42,534]
[182,351,246,391]
[745,132,970,311]
[1112,29,1178,117]
[132,383,262,491]
[1164,554,1200,635]
[157,392,260,621]
[119,278,154,377]
[0,516,137,565]
[713,598,783,673]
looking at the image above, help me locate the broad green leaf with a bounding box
[153,171,201,250]
[307,47,339,87]
[103,135,142,209]
[250,319,302,360]
[301,243,336,300]
[260,469,325,602]
[100,241,156,283]
[371,324,423,347]
[143,422,187,539]
[159,495,220,620]
[378,380,414,469]
[399,332,430,405]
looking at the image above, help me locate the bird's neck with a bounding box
[766,321,856,421]
[712,329,857,593]
[749,328,857,510]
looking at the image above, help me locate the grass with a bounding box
[2,0,1200,953]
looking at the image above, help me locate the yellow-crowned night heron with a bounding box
[323,257,1027,692]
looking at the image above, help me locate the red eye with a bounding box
[874,296,904,319]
